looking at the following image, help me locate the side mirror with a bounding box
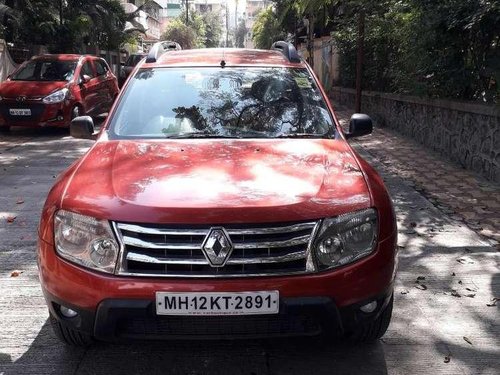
[70,116,97,140]
[346,113,373,139]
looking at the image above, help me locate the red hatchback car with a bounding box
[38,42,397,346]
[0,54,119,131]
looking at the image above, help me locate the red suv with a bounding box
[0,54,119,131]
[38,41,397,346]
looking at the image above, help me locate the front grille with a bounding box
[116,313,322,338]
[114,221,320,277]
[0,101,45,123]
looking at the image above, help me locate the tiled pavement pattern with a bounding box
[333,103,500,245]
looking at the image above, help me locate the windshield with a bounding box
[109,67,333,139]
[11,60,77,82]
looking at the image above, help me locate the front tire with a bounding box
[349,294,393,343]
[49,313,94,347]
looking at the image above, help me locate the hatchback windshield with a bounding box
[109,67,333,139]
[11,60,77,82]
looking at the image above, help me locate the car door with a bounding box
[78,58,99,116]
[93,58,118,114]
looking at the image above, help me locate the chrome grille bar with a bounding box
[126,250,307,265]
[117,222,316,236]
[122,234,311,250]
[114,220,320,277]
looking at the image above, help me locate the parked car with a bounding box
[0,54,119,131]
[118,53,146,87]
[38,41,397,346]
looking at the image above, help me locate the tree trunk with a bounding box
[355,11,365,113]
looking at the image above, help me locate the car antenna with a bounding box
[220,48,226,68]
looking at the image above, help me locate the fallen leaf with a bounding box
[457,257,474,265]
[410,222,417,228]
[415,284,427,291]
[486,298,498,307]
[463,336,472,345]
[401,289,410,295]
[416,276,426,281]
[451,290,461,298]
[6,216,16,223]
[458,280,463,284]
[466,287,477,292]
[444,355,451,363]
[10,270,23,277]
[16,199,24,204]
[465,294,476,298]
[452,272,456,276]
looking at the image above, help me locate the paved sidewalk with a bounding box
[333,103,500,245]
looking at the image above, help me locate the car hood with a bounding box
[0,80,67,98]
[61,139,372,224]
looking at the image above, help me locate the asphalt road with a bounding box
[0,127,498,375]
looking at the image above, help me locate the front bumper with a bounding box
[0,100,71,128]
[38,233,396,340]
[44,288,393,341]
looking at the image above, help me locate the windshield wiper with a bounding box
[163,132,241,139]
[275,133,329,138]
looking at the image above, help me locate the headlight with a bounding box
[54,209,119,273]
[43,88,68,104]
[313,208,378,270]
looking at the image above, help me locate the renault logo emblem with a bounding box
[201,227,234,267]
[16,96,27,102]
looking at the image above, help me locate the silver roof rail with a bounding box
[271,41,301,63]
[146,41,182,63]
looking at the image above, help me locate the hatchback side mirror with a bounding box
[70,116,97,140]
[346,113,373,139]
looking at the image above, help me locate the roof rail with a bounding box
[271,41,301,63]
[146,40,182,63]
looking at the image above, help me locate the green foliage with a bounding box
[161,18,197,50]
[252,6,286,49]
[331,0,500,103]
[163,10,223,49]
[1,0,127,52]
[202,11,223,48]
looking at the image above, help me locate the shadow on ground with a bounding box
[1,320,389,375]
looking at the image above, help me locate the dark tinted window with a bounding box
[95,60,108,76]
[81,61,94,78]
[11,60,77,82]
[109,67,333,139]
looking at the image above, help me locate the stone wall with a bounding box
[331,87,500,183]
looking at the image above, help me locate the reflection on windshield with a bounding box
[110,67,333,139]
[11,60,77,82]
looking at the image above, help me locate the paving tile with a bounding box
[333,103,500,245]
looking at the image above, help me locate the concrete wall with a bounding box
[331,87,500,183]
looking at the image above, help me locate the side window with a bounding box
[80,61,94,78]
[95,60,109,76]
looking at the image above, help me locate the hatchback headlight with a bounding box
[313,208,378,270]
[54,209,119,273]
[43,88,68,104]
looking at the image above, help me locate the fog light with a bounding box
[360,301,377,313]
[60,305,78,318]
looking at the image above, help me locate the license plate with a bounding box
[9,108,31,116]
[156,291,279,316]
